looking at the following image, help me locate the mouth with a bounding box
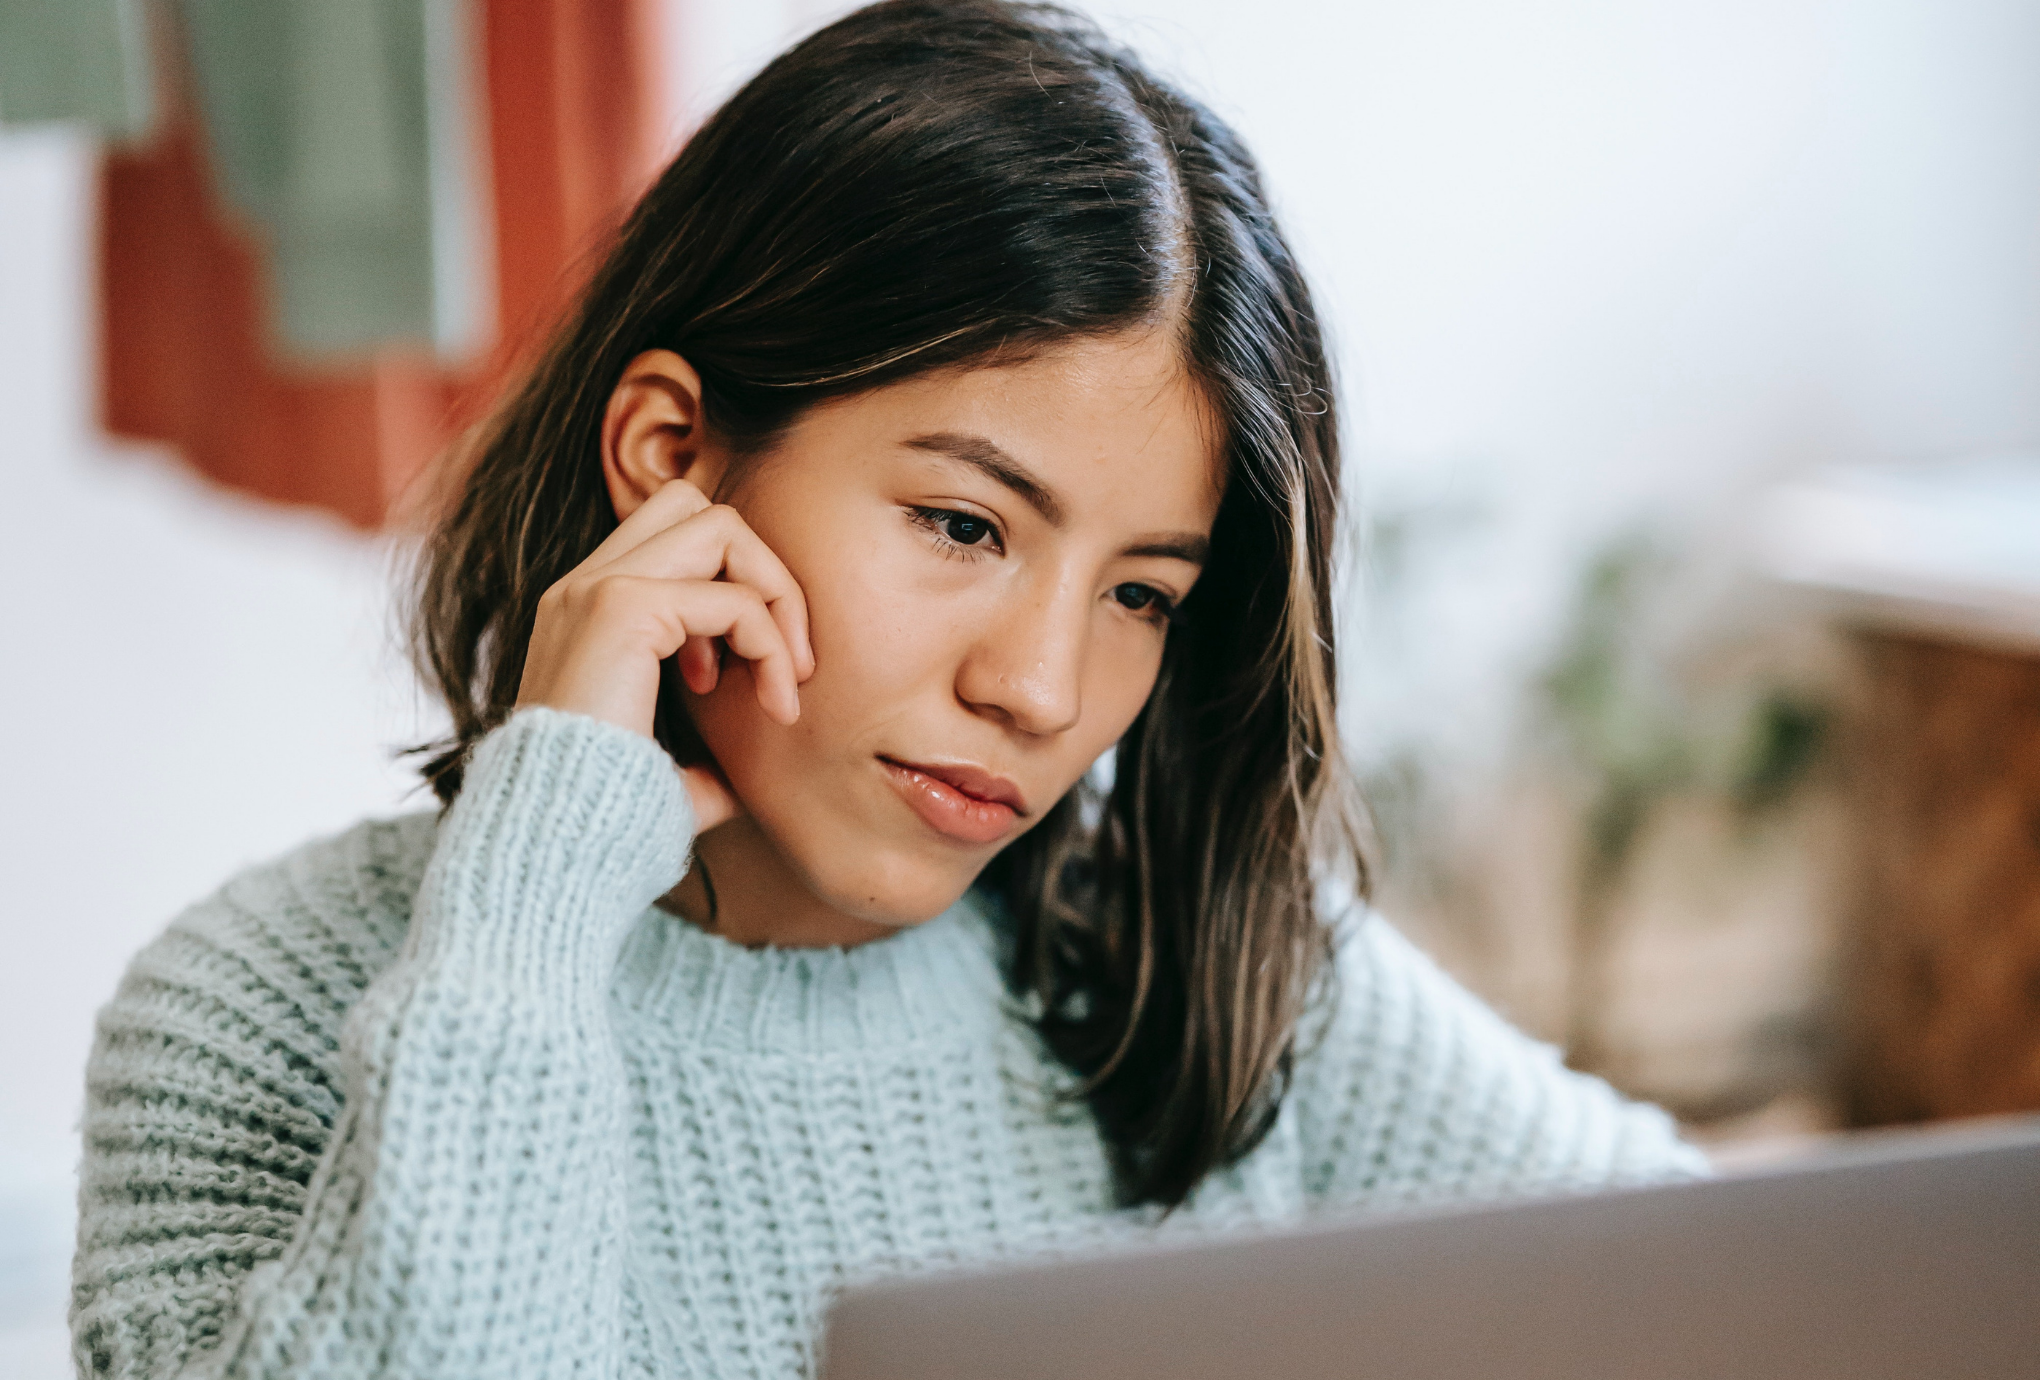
[877,756,1029,846]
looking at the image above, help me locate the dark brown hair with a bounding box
[409,0,1364,1208]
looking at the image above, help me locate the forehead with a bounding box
[813,331,1225,526]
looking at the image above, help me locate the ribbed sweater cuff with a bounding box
[408,706,696,1005]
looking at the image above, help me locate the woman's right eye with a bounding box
[938,513,993,546]
[909,506,1003,557]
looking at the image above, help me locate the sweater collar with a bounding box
[610,888,1016,1052]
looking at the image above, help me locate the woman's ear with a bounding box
[600,349,729,520]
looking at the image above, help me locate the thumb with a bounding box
[679,760,742,833]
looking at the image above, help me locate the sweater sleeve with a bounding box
[70,706,695,1379]
[1291,892,1711,1210]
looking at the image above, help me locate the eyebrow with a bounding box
[901,430,1211,566]
[904,431,1067,526]
[1124,532,1211,566]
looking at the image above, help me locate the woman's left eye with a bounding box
[1112,583,1178,623]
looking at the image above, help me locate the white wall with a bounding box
[5,0,2039,1365]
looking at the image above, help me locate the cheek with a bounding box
[684,532,958,794]
[1083,626,1168,740]
[679,537,1006,923]
[794,535,971,734]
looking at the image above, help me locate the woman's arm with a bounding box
[71,708,693,1378]
[1292,891,1710,1211]
[74,475,806,1376]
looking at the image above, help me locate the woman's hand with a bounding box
[515,478,815,830]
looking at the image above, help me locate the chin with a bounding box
[788,831,987,928]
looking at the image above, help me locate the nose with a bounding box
[954,572,1086,737]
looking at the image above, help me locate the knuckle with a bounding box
[584,574,639,613]
[553,577,599,614]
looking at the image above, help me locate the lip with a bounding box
[878,756,1029,846]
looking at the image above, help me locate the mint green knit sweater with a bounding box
[71,707,1706,1378]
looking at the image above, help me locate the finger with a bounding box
[602,506,816,680]
[583,477,713,570]
[668,580,801,725]
[677,635,719,695]
[720,525,815,681]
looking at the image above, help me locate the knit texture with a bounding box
[72,706,1708,1379]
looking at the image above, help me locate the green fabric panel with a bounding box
[0,0,154,138]
[176,0,485,362]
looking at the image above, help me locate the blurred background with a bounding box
[4,0,2039,1372]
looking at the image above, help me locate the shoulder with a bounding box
[144,808,437,996]
[73,811,442,1367]
[90,809,441,1108]
[1289,876,1710,1205]
[1304,876,1544,1063]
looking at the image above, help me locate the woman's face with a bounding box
[687,329,1222,929]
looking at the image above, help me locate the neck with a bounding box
[655,815,898,950]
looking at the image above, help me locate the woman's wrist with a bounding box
[413,706,696,998]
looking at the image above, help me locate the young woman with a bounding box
[71,2,1706,1375]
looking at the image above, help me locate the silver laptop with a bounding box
[820,1116,2040,1380]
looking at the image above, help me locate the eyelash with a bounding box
[905,506,1185,628]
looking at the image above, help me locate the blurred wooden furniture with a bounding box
[1848,632,2040,1121]
[1759,458,2040,1126]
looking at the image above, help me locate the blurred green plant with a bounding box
[1537,533,1830,1074]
